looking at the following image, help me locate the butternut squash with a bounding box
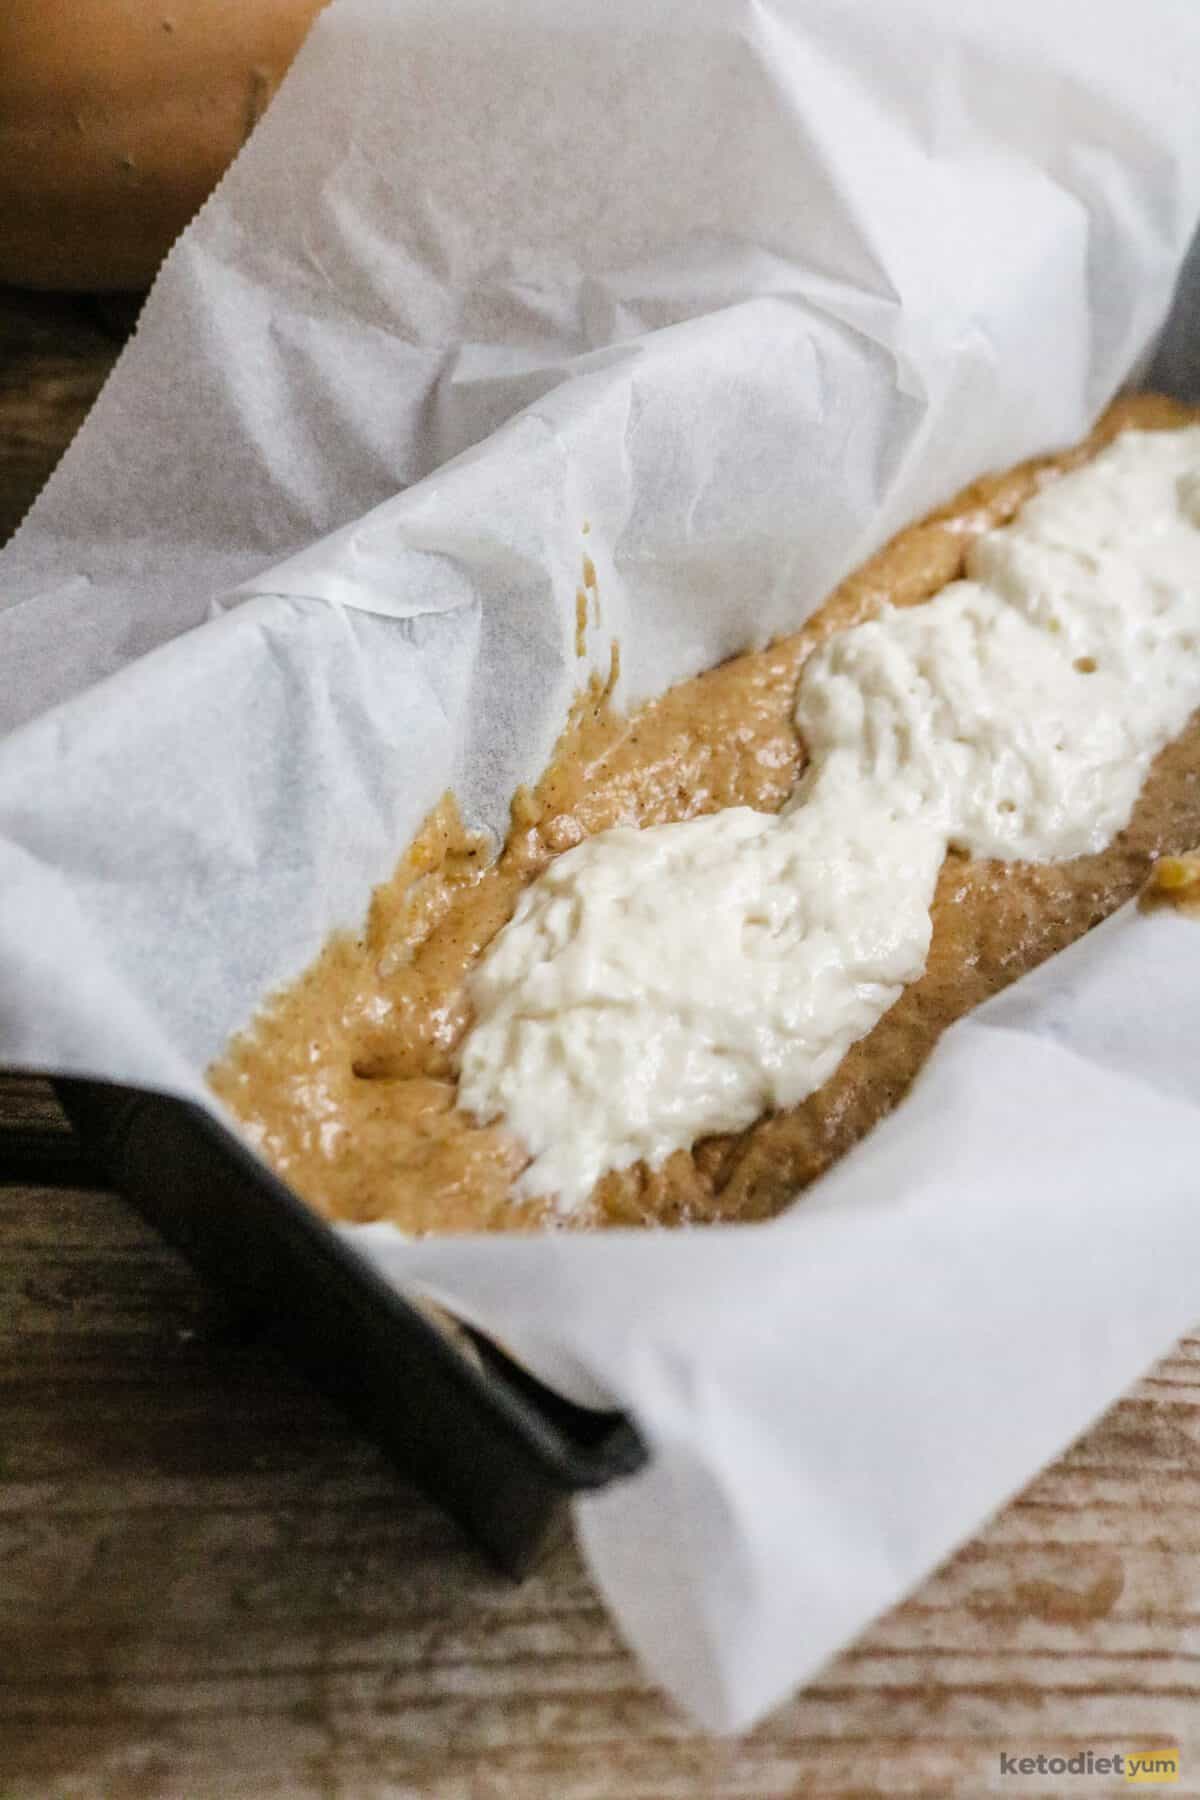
[0,0,328,291]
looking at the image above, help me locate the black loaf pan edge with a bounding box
[53,1077,648,1576]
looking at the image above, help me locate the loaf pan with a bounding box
[51,1076,648,1575]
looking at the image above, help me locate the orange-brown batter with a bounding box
[1142,852,1200,918]
[210,393,1200,1234]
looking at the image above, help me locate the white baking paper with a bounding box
[3,0,1200,1733]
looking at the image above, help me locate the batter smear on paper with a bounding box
[211,395,1200,1233]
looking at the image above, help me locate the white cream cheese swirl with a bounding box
[457,428,1200,1211]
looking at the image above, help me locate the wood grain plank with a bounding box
[0,1074,96,1187]
[0,286,126,545]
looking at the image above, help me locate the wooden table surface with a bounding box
[4,285,1200,1799]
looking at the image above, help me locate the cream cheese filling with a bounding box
[457,428,1200,1212]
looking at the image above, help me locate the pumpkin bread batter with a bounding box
[210,393,1200,1233]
